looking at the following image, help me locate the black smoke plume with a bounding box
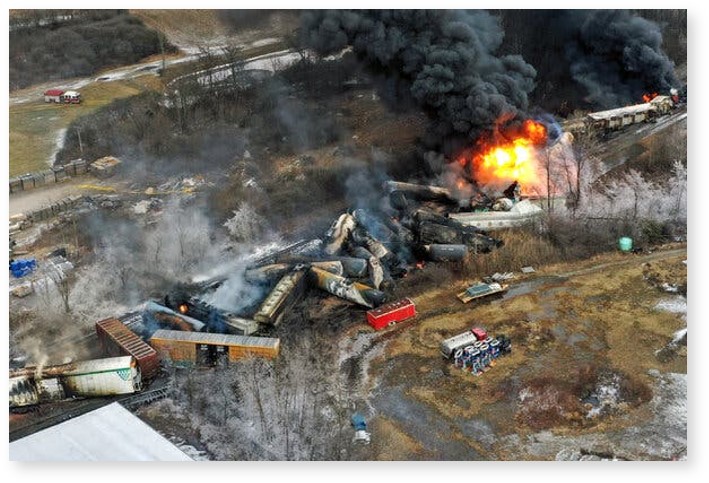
[300,10,537,155]
[565,10,679,108]
[497,10,680,112]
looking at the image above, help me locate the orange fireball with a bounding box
[458,118,548,192]
[642,92,659,103]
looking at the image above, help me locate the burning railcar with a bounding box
[562,94,677,134]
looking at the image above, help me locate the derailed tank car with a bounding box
[253,267,307,326]
[59,356,142,396]
[149,329,280,367]
[9,356,142,409]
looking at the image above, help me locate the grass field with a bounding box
[9,79,159,177]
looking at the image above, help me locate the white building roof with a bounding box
[9,402,193,461]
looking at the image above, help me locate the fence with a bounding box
[9,159,88,194]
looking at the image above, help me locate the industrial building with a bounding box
[9,402,193,461]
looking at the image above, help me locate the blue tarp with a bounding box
[10,258,36,278]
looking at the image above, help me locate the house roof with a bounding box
[44,89,64,96]
[9,402,193,461]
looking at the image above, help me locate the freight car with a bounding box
[96,318,160,380]
[9,356,142,409]
[366,298,416,330]
[253,267,307,326]
[562,95,676,135]
[149,329,280,367]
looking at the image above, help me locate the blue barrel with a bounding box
[618,237,633,252]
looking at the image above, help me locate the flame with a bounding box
[415,261,426,270]
[178,304,188,314]
[458,118,547,192]
[642,92,659,103]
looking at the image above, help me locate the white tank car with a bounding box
[9,356,142,408]
[60,356,142,396]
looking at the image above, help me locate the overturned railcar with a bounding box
[308,266,386,308]
[9,356,142,409]
[96,318,160,380]
[149,329,280,367]
[252,267,307,326]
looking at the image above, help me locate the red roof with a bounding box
[44,89,64,96]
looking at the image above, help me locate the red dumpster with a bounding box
[366,298,416,331]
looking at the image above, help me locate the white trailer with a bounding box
[440,331,479,359]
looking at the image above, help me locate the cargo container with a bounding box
[440,331,478,359]
[96,318,160,380]
[149,329,280,366]
[366,298,416,330]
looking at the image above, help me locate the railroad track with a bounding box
[9,382,170,442]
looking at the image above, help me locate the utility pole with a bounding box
[76,127,84,156]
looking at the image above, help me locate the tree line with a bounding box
[10,11,175,91]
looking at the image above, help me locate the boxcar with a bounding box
[96,318,160,380]
[149,329,280,367]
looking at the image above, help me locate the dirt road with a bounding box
[9,179,92,218]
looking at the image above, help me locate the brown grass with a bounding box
[369,417,427,460]
[460,228,562,280]
[369,248,686,447]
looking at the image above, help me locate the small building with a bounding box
[44,89,64,103]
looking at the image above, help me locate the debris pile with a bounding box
[89,156,122,179]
